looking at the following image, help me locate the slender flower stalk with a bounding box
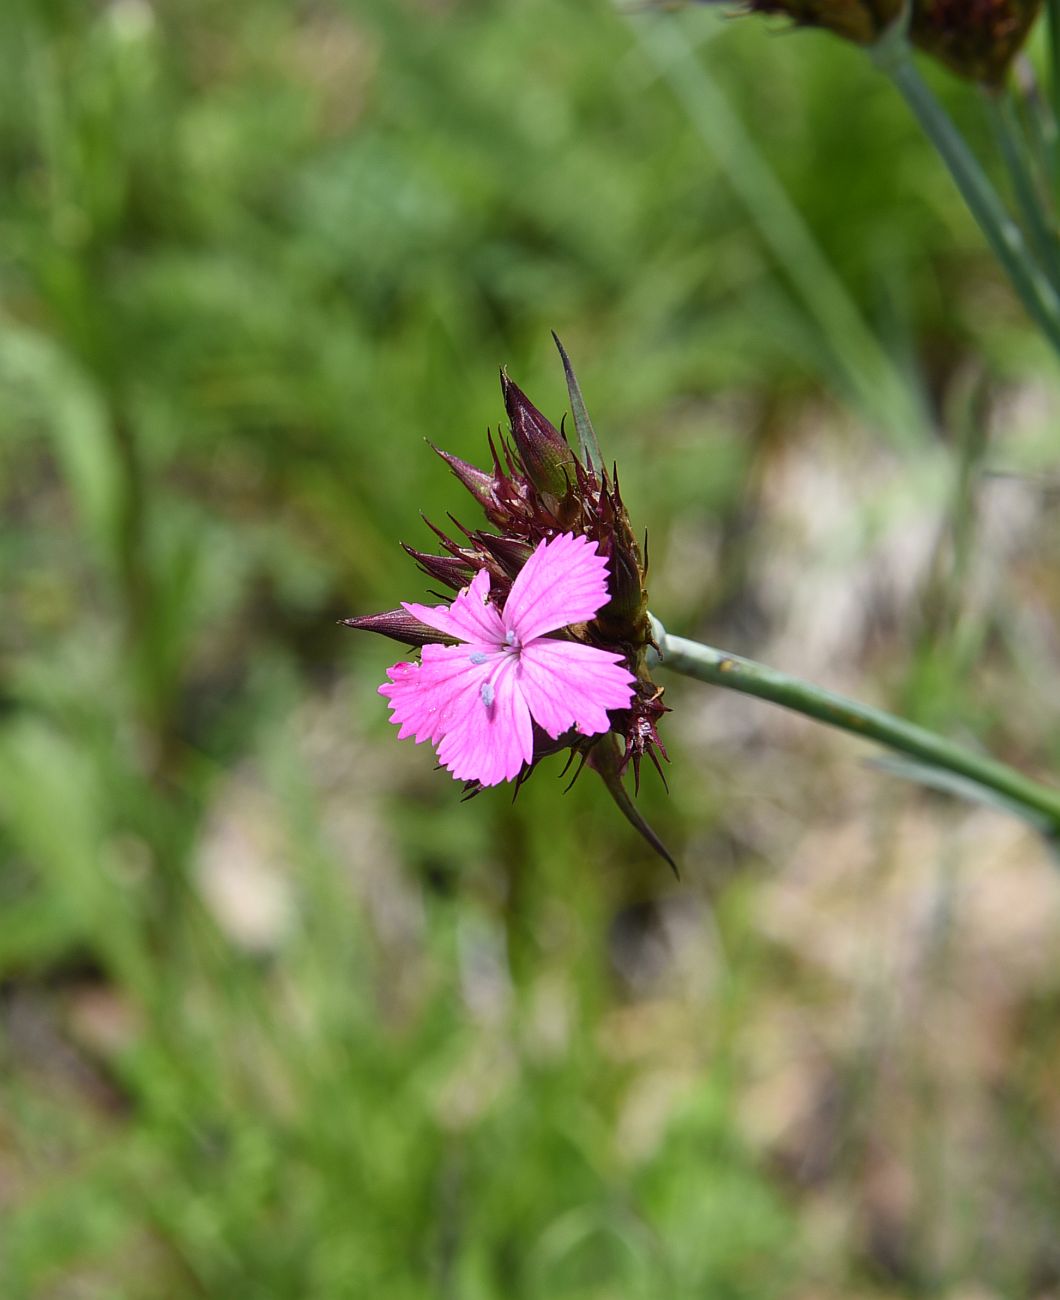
[695,0,1060,358]
[632,12,927,446]
[1016,58,1059,193]
[984,87,1060,288]
[650,617,1060,837]
[1049,0,1060,119]
[875,37,1060,355]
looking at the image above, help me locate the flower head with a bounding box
[345,345,669,790]
[703,0,1042,84]
[911,0,1043,86]
[380,534,636,786]
[708,0,900,46]
[343,343,674,867]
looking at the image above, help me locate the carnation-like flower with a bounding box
[345,350,668,786]
[343,344,675,867]
[380,534,636,786]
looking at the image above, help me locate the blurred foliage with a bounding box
[2,0,1060,1296]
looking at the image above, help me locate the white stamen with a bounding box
[480,681,495,710]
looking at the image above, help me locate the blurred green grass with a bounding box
[2,0,1060,1296]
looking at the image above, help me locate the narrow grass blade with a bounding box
[553,333,604,474]
[868,753,1054,833]
[629,10,927,448]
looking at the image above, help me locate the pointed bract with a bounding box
[431,444,499,514]
[472,532,534,577]
[340,609,441,647]
[401,544,475,592]
[588,733,678,875]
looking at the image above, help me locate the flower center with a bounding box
[502,627,521,655]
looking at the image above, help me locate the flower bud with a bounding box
[711,0,1041,82]
[733,0,900,44]
[501,371,579,501]
[910,0,1043,86]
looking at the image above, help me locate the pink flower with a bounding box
[379,533,637,787]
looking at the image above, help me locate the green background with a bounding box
[2,0,1060,1295]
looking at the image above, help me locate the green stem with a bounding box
[1014,58,1058,197]
[1049,0,1060,129]
[883,54,1060,357]
[630,13,926,449]
[649,619,1060,836]
[983,89,1060,292]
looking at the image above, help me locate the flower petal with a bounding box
[379,644,534,786]
[402,567,506,645]
[502,533,612,642]
[435,655,534,786]
[379,643,496,744]
[518,638,635,738]
[379,662,445,745]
